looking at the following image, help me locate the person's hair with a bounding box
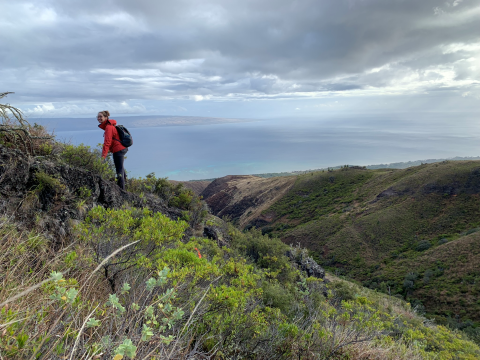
[98,110,110,119]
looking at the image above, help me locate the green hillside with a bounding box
[253,163,480,334]
[4,213,480,359]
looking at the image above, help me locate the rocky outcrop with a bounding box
[286,245,325,279]
[200,215,230,247]
[0,146,182,244]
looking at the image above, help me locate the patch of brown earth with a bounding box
[201,175,296,229]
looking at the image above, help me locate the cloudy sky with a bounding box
[1,0,479,119]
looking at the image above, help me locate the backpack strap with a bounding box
[111,124,121,143]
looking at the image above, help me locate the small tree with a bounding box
[0,92,53,155]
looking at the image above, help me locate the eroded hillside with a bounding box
[201,175,296,228]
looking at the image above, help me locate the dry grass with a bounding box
[1,216,480,359]
[0,216,215,359]
[344,340,423,360]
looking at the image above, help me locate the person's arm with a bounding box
[102,125,113,158]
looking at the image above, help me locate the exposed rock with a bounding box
[286,246,325,279]
[202,215,230,247]
[371,187,410,203]
[203,225,229,247]
[376,188,400,198]
[203,226,218,240]
[0,146,182,244]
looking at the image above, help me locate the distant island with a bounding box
[29,115,258,132]
[127,116,257,127]
[186,156,480,181]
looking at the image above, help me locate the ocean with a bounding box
[43,114,480,181]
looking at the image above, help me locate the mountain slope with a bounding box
[201,161,480,327]
[201,175,296,228]
[5,144,476,359]
[170,180,212,195]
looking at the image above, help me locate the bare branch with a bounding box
[0,91,53,156]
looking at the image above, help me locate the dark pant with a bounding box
[113,148,128,190]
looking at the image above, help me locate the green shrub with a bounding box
[405,272,419,282]
[329,280,356,301]
[38,141,53,155]
[403,279,414,290]
[230,227,296,283]
[465,228,480,235]
[128,173,174,200]
[423,269,434,285]
[262,281,294,313]
[2,213,480,359]
[416,240,431,251]
[60,143,115,179]
[77,206,188,291]
[34,171,64,192]
[127,173,208,226]
[77,186,92,199]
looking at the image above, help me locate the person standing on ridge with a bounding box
[97,110,128,190]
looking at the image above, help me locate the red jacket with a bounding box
[98,119,126,158]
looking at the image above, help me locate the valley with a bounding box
[201,161,480,328]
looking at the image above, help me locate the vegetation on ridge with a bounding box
[248,164,480,340]
[3,212,480,359]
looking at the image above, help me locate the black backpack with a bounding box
[115,125,133,147]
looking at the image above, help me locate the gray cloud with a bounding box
[1,0,479,115]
